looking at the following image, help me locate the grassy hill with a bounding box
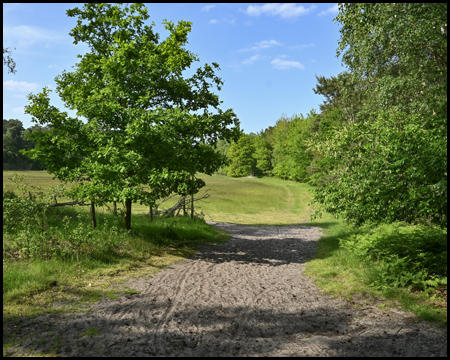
[3,171,320,225]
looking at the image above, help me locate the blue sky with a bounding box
[3,3,344,134]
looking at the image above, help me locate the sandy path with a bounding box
[5,222,447,356]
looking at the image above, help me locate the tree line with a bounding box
[3,119,47,170]
[223,3,447,229]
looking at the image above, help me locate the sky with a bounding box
[3,3,345,134]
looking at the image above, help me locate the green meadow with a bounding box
[2,170,447,328]
[2,171,315,225]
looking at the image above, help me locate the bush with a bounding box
[339,222,447,291]
[3,176,124,261]
[3,192,46,234]
[3,190,17,200]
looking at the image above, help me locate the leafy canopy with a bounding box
[309,3,447,227]
[23,3,240,228]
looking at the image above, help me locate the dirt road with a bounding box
[4,222,447,356]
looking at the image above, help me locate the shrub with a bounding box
[3,190,17,200]
[339,222,447,291]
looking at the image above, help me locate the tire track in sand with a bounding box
[152,260,199,354]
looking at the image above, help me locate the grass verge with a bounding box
[3,213,230,320]
[305,215,447,326]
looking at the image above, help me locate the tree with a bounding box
[313,72,366,124]
[2,119,44,170]
[311,110,446,227]
[21,125,48,170]
[253,132,272,176]
[335,3,446,118]
[285,114,313,182]
[3,119,25,168]
[310,3,447,227]
[214,139,232,175]
[3,47,16,74]
[227,133,255,177]
[305,108,343,186]
[270,115,291,179]
[23,3,240,230]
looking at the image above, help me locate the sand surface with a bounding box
[4,222,447,356]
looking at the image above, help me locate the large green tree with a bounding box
[269,114,314,182]
[336,3,446,117]
[310,110,446,226]
[310,3,447,227]
[23,3,240,229]
[285,114,314,183]
[313,72,366,124]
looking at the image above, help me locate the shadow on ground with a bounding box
[3,300,446,357]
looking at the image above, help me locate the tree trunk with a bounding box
[90,201,96,229]
[125,198,132,230]
[190,174,195,219]
[182,196,186,216]
[149,204,153,221]
[50,200,88,207]
[113,201,117,216]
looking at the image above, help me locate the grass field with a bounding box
[3,170,447,328]
[3,171,317,225]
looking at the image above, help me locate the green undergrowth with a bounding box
[305,217,447,326]
[3,201,230,319]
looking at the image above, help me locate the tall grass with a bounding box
[3,210,230,318]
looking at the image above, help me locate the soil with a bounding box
[4,222,447,357]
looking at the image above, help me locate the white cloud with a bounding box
[3,80,40,92]
[242,54,266,65]
[318,4,339,16]
[3,25,63,48]
[239,40,281,52]
[289,43,315,50]
[244,3,316,18]
[201,5,215,12]
[12,107,25,114]
[3,3,25,13]
[224,16,236,25]
[271,58,305,70]
[209,19,219,24]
